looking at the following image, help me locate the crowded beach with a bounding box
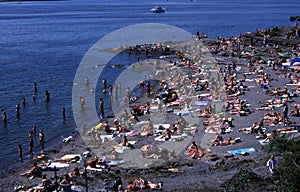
[2,24,300,191]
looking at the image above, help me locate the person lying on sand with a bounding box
[261,99,283,105]
[253,106,274,111]
[289,105,300,116]
[20,162,43,179]
[55,155,80,163]
[238,122,263,134]
[256,129,268,139]
[221,137,236,146]
[211,135,224,146]
[274,126,299,134]
[128,178,162,191]
[263,113,283,125]
[192,107,212,118]
[263,130,278,143]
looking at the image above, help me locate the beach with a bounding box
[1,24,300,192]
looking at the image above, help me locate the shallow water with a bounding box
[0,0,299,173]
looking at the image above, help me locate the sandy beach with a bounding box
[2,24,300,192]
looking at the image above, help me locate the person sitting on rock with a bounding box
[185,141,203,159]
[68,167,84,178]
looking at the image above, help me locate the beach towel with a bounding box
[87,167,103,172]
[154,135,183,142]
[228,148,256,156]
[258,139,269,145]
[113,141,137,153]
[100,135,114,143]
[94,123,103,130]
[195,100,208,106]
[107,159,126,166]
[46,162,70,168]
[62,136,75,143]
[153,124,171,129]
[176,110,190,116]
[167,108,174,113]
[59,154,81,161]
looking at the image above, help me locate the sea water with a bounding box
[0,0,299,173]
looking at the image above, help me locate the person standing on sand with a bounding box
[266,155,276,176]
[39,130,45,154]
[29,130,34,155]
[18,144,23,162]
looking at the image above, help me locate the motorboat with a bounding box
[151,6,165,13]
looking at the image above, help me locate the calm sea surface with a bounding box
[0,0,299,173]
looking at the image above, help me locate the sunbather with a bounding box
[185,141,203,159]
[274,126,298,133]
[289,106,300,116]
[263,130,278,143]
[20,162,43,179]
[59,174,73,191]
[212,135,224,146]
[68,167,84,178]
[55,155,80,163]
[221,137,235,146]
[161,128,172,141]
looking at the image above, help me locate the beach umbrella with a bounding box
[290,57,300,66]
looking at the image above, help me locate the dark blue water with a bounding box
[0,0,299,173]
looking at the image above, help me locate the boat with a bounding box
[151,6,165,13]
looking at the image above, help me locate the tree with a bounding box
[264,137,300,191]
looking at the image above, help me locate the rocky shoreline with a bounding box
[1,25,300,192]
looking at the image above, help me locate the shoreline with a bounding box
[1,24,300,191]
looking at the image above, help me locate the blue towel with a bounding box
[228,147,256,155]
